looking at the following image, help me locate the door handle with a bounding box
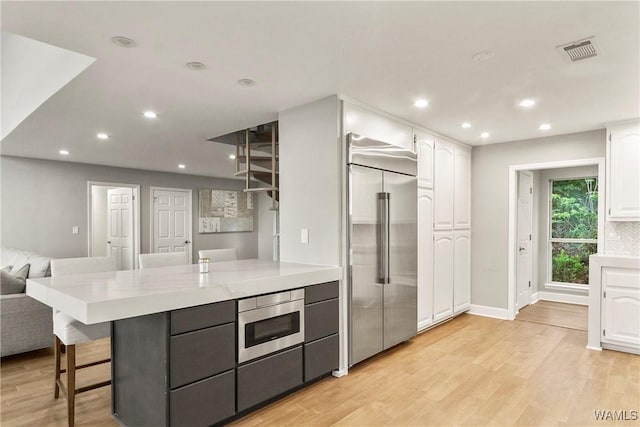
[519,247,526,252]
[377,192,390,285]
[107,241,112,244]
[184,240,191,244]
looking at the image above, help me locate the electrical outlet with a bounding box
[300,228,309,244]
[72,226,79,235]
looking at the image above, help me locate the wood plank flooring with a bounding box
[2,314,638,426]
[516,301,588,331]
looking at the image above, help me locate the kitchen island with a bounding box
[27,259,342,426]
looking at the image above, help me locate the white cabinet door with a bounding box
[433,231,454,322]
[607,122,640,220]
[601,267,640,349]
[434,140,454,231]
[416,132,434,189]
[454,146,471,229]
[417,189,434,330]
[453,230,471,313]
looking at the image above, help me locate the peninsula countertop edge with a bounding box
[26,259,343,324]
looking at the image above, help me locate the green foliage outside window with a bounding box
[550,178,598,284]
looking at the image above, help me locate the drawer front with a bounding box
[237,346,303,412]
[170,323,235,388]
[305,281,339,304]
[171,300,235,335]
[305,298,339,342]
[305,333,339,382]
[170,370,235,427]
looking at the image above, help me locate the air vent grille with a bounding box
[557,37,598,62]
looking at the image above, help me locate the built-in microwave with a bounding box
[237,289,305,363]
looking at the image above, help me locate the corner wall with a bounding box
[1,156,262,262]
[471,129,605,309]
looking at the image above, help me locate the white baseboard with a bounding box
[538,291,588,305]
[530,292,540,304]
[332,368,348,378]
[586,345,602,352]
[417,319,433,332]
[468,304,510,320]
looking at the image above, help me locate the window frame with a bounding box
[546,177,598,290]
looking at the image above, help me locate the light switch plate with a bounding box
[72,226,79,235]
[300,228,309,244]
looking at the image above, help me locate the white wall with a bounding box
[279,95,342,266]
[1,156,263,262]
[471,129,605,309]
[535,165,598,296]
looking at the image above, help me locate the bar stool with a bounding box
[51,256,117,427]
[138,252,189,269]
[198,248,238,262]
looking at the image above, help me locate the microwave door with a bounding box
[383,171,418,350]
[348,164,384,366]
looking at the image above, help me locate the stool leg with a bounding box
[66,344,76,427]
[54,336,61,399]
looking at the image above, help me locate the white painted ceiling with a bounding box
[1,1,638,179]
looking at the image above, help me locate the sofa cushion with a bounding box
[0,264,30,295]
[0,247,51,278]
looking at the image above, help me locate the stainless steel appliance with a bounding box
[347,133,417,366]
[238,289,305,363]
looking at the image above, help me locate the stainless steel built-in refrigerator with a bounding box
[347,133,417,366]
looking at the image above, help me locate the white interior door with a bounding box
[107,188,134,270]
[152,188,192,260]
[516,171,533,311]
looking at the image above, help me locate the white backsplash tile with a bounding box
[605,221,640,256]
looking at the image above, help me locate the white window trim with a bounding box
[547,177,598,289]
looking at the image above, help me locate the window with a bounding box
[549,177,598,286]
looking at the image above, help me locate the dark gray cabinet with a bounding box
[304,281,339,382]
[112,300,236,427]
[237,346,303,412]
[113,282,340,426]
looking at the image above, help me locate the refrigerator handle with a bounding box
[377,192,390,284]
[384,193,390,284]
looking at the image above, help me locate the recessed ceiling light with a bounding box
[480,132,490,139]
[472,50,495,62]
[519,99,536,108]
[96,133,109,140]
[178,164,186,169]
[238,78,256,87]
[59,149,70,155]
[539,123,551,130]
[111,36,136,48]
[229,154,236,160]
[462,122,471,128]
[143,111,157,119]
[413,99,429,108]
[186,62,206,71]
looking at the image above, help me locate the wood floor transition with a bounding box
[516,301,589,331]
[1,314,638,426]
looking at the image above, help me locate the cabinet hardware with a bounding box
[603,329,606,336]
[609,133,612,142]
[603,291,606,298]
[528,281,531,288]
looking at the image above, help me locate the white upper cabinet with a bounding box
[607,121,640,221]
[417,189,434,330]
[434,139,455,230]
[415,131,434,189]
[453,146,471,229]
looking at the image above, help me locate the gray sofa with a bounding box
[1,247,53,357]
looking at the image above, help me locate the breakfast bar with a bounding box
[27,259,342,426]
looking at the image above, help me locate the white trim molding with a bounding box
[530,292,540,303]
[468,304,510,320]
[507,157,605,321]
[537,291,588,306]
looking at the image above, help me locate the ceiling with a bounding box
[1,1,638,179]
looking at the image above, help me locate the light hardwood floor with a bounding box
[1,314,638,426]
[516,301,588,331]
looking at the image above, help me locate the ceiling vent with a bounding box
[557,37,599,62]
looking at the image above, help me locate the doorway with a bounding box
[507,158,605,322]
[150,187,193,262]
[88,182,141,270]
[516,171,533,312]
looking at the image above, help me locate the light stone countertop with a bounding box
[26,259,342,325]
